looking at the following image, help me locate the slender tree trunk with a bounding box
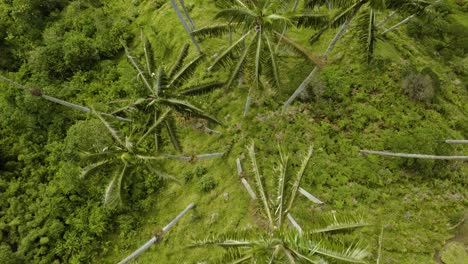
[360,150,468,160]
[0,76,130,122]
[117,203,195,264]
[169,0,202,54]
[163,152,224,161]
[376,9,399,28]
[282,7,359,114]
[178,0,196,30]
[241,178,257,199]
[287,213,303,235]
[380,0,443,36]
[299,187,324,205]
[445,140,468,144]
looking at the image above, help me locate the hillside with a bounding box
[0,1,467,263]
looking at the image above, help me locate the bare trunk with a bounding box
[282,7,358,114]
[241,178,257,199]
[117,203,195,264]
[445,140,468,144]
[381,0,443,36]
[169,0,202,54]
[178,0,196,30]
[360,150,468,160]
[299,187,324,205]
[287,213,303,235]
[376,9,399,28]
[0,76,130,122]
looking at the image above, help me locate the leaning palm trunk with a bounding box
[282,6,360,114]
[0,76,130,122]
[163,152,224,161]
[178,0,196,30]
[117,203,195,264]
[169,0,202,54]
[360,150,468,160]
[445,140,468,144]
[380,0,443,36]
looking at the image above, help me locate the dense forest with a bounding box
[0,0,467,263]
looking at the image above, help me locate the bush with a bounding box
[198,175,216,193]
[402,72,435,102]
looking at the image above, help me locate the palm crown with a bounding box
[193,0,327,115]
[194,143,370,263]
[117,38,223,152]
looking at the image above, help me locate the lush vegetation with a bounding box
[0,0,466,263]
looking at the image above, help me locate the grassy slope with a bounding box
[65,1,466,263]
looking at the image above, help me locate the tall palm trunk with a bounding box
[178,0,196,30]
[169,0,202,54]
[282,4,361,114]
[0,76,130,122]
[117,203,195,264]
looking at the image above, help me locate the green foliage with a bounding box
[198,175,217,193]
[402,72,435,102]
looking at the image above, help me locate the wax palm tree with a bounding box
[116,38,223,153]
[80,111,181,209]
[192,0,327,115]
[282,0,438,113]
[193,143,370,263]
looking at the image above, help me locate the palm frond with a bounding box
[356,8,376,64]
[104,163,127,209]
[123,43,153,93]
[254,31,262,88]
[308,241,369,263]
[156,67,169,97]
[94,111,126,148]
[275,31,325,66]
[310,213,370,234]
[274,145,289,226]
[143,36,155,76]
[294,13,328,28]
[137,109,172,146]
[158,98,222,124]
[169,54,205,88]
[168,44,190,78]
[164,116,182,153]
[247,142,274,229]
[80,160,111,179]
[192,24,236,39]
[215,7,257,24]
[286,146,313,212]
[208,32,250,71]
[179,81,225,96]
[145,163,182,184]
[225,33,256,88]
[263,34,280,87]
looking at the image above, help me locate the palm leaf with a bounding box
[215,7,257,24]
[123,43,153,93]
[143,36,155,76]
[275,31,325,66]
[137,108,172,146]
[274,145,289,226]
[307,241,369,263]
[168,44,190,78]
[104,163,127,208]
[156,67,169,97]
[247,142,274,229]
[226,32,256,88]
[254,31,262,88]
[80,160,111,179]
[263,34,281,88]
[310,213,370,233]
[94,111,126,148]
[179,81,225,96]
[192,24,236,39]
[294,13,328,28]
[145,163,182,184]
[169,54,205,88]
[164,116,182,153]
[356,8,377,64]
[158,98,222,124]
[285,146,313,213]
[208,32,250,71]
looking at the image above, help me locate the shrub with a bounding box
[402,72,435,102]
[198,175,216,193]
